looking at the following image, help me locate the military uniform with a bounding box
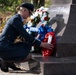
[0,14,41,61]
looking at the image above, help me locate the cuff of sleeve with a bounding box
[32,39,41,47]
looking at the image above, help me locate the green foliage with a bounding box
[0,0,14,6]
[0,0,51,12]
[0,0,22,12]
[45,0,51,7]
[32,14,41,26]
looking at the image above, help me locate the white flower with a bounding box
[39,6,44,11]
[34,12,39,17]
[27,21,32,27]
[41,14,47,21]
[41,21,47,26]
[27,6,50,27]
[30,15,35,19]
[43,12,47,16]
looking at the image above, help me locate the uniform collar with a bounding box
[17,14,24,22]
[20,15,24,22]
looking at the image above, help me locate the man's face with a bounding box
[20,7,32,19]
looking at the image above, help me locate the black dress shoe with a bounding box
[7,62,21,70]
[0,58,8,72]
[1,62,21,72]
[0,58,21,72]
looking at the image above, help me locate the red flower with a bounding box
[44,16,49,21]
[31,19,34,22]
[42,49,53,56]
[42,32,56,56]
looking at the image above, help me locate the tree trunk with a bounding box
[32,0,38,8]
[39,0,45,6]
[32,0,45,8]
[39,0,45,7]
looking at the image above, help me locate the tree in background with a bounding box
[21,0,31,3]
[0,0,51,12]
[32,0,45,8]
[20,0,45,8]
[39,0,45,7]
[0,0,22,12]
[0,0,51,28]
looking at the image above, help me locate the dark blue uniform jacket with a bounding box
[0,14,41,61]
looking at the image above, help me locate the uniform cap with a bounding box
[20,2,34,11]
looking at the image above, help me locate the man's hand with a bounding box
[40,42,54,50]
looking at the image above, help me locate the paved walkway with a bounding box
[0,70,41,75]
[0,71,40,75]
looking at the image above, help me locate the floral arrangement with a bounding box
[27,6,50,27]
[24,6,56,56]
